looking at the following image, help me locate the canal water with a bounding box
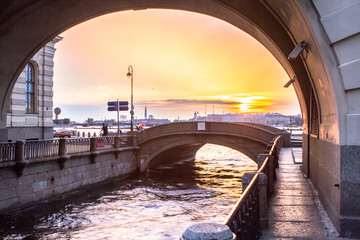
[0,144,257,240]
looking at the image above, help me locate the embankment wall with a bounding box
[0,147,138,212]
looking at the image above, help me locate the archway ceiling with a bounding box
[0,0,317,132]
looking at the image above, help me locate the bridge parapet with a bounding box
[138,121,280,144]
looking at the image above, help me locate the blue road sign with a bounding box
[107,101,129,111]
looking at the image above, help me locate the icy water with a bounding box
[0,144,257,240]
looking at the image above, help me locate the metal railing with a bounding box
[0,135,133,162]
[224,135,281,240]
[0,142,16,162]
[24,139,59,159]
[65,138,91,154]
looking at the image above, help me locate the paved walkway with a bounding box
[261,148,354,240]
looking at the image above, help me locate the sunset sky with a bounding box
[53,9,300,122]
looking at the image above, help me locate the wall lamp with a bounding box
[284,77,296,88]
[288,41,307,60]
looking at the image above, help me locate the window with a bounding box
[310,91,319,138]
[25,63,35,113]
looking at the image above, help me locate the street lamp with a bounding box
[127,65,134,132]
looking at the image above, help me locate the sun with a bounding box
[238,103,250,112]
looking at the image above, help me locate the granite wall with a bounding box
[0,147,138,212]
[305,133,360,238]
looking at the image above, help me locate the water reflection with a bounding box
[0,144,256,240]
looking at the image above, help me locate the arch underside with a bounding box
[138,134,267,172]
[3,1,357,236]
[0,0,324,137]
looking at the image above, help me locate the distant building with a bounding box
[144,106,147,120]
[190,112,300,127]
[86,118,95,125]
[6,36,62,141]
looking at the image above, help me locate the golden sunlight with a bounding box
[53,9,300,121]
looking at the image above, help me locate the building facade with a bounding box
[6,36,62,141]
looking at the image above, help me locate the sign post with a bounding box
[107,101,129,135]
[117,99,120,135]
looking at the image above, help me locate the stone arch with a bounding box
[138,133,267,172]
[1,0,359,236]
[0,0,342,141]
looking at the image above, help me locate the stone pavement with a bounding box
[261,148,356,240]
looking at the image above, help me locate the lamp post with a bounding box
[127,65,134,132]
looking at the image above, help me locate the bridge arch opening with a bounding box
[146,141,259,173]
[147,143,257,184]
[52,9,301,122]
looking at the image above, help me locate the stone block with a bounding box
[27,163,56,175]
[313,0,359,17]
[53,185,67,194]
[340,181,360,216]
[340,59,360,90]
[333,33,360,64]
[0,198,18,210]
[36,171,49,181]
[341,145,360,182]
[340,217,360,238]
[0,177,18,190]
[32,180,48,193]
[16,184,33,196]
[182,222,235,240]
[18,193,35,204]
[0,188,16,200]
[320,2,360,43]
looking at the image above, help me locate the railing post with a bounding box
[59,138,66,156]
[126,133,137,147]
[242,172,268,230]
[14,140,28,177]
[113,136,121,159]
[242,172,256,191]
[272,146,279,168]
[90,137,97,152]
[268,156,275,193]
[256,154,275,193]
[258,172,269,230]
[256,154,271,169]
[90,137,99,163]
[114,136,120,149]
[58,138,69,169]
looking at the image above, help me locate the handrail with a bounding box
[224,135,281,239]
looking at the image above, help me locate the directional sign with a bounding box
[107,101,129,111]
[107,106,129,111]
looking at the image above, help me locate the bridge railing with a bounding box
[66,138,91,154]
[224,135,281,239]
[0,142,16,162]
[24,139,59,159]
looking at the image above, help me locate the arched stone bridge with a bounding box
[136,122,290,172]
